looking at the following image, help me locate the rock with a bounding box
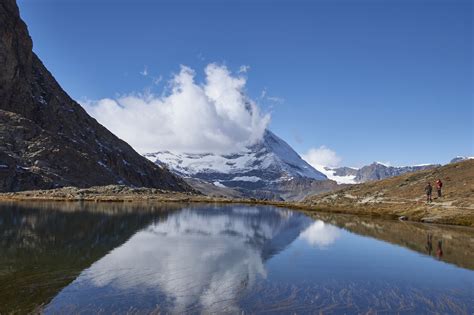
[0,0,192,192]
[398,216,408,221]
[421,217,437,224]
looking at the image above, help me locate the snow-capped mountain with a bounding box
[323,162,440,184]
[145,130,332,200]
[450,156,474,164]
[315,166,358,184]
[316,155,472,184]
[353,162,440,182]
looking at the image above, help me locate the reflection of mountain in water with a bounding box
[46,206,312,313]
[0,202,175,314]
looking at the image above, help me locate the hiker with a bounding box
[436,240,443,260]
[425,182,433,203]
[436,179,443,198]
[425,233,433,255]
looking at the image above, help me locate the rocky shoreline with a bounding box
[1,184,473,227]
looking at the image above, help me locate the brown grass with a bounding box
[0,160,473,227]
[303,159,474,227]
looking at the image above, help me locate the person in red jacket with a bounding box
[436,240,443,260]
[436,179,443,198]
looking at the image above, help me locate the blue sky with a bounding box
[18,0,473,167]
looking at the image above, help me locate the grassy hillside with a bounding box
[303,160,474,226]
[1,161,473,226]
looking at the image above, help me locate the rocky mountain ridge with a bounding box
[324,162,440,184]
[0,0,190,192]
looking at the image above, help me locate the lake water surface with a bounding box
[1,202,473,314]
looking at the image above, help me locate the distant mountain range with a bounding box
[321,157,473,184]
[147,128,470,200]
[450,156,474,164]
[304,159,474,226]
[321,163,440,184]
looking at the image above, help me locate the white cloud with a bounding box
[266,96,284,104]
[301,147,358,184]
[197,52,205,61]
[152,75,163,85]
[140,66,148,76]
[82,63,271,154]
[302,145,342,168]
[299,220,340,248]
[238,65,250,73]
[259,88,284,104]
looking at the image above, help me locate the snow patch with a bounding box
[313,165,357,184]
[231,176,261,182]
[374,161,390,167]
[213,181,226,188]
[37,95,48,105]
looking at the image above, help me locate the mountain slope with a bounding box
[354,162,439,182]
[323,162,439,184]
[145,130,333,200]
[0,0,190,192]
[451,156,474,164]
[304,159,474,226]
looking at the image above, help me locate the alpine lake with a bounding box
[1,202,473,314]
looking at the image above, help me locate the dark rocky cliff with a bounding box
[0,0,190,192]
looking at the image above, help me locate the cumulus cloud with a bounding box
[301,146,358,184]
[259,88,284,105]
[266,96,285,104]
[82,63,270,154]
[299,220,341,248]
[301,146,342,169]
[238,65,250,73]
[152,75,163,85]
[140,66,148,76]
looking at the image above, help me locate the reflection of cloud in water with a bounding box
[46,206,311,313]
[89,230,264,313]
[231,207,261,215]
[299,220,340,248]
